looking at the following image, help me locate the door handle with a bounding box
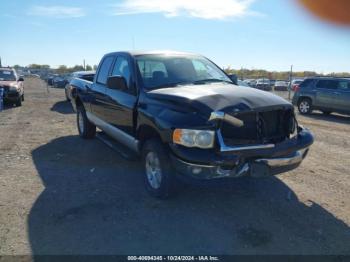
[85,84,91,90]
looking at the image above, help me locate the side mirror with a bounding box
[228,74,238,85]
[18,77,24,82]
[107,75,127,91]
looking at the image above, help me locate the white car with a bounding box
[274,81,288,91]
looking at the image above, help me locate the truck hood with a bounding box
[0,80,16,87]
[147,83,292,115]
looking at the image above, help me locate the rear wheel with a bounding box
[77,106,96,139]
[298,98,312,115]
[142,138,177,199]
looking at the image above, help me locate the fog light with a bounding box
[192,167,202,174]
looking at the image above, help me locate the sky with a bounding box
[1,0,349,73]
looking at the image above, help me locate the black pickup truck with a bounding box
[70,51,313,198]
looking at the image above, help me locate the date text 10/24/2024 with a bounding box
[127,256,220,261]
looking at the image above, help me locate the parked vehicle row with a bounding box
[69,51,313,198]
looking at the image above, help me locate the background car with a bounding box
[244,79,256,87]
[291,79,304,91]
[255,78,272,91]
[65,71,95,101]
[274,80,288,91]
[52,76,68,88]
[237,80,250,87]
[0,67,24,106]
[292,77,350,115]
[47,74,58,86]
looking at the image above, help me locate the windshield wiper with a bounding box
[192,79,232,85]
[149,81,192,90]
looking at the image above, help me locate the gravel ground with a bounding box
[0,78,349,255]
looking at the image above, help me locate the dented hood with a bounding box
[147,83,292,115]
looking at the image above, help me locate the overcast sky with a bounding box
[1,0,349,73]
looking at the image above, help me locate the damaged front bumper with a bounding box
[169,126,313,180]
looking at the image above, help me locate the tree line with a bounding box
[224,67,350,80]
[12,64,350,79]
[13,64,98,74]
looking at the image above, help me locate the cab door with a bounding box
[104,55,138,136]
[90,56,115,120]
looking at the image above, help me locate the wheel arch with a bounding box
[297,96,313,105]
[137,124,163,149]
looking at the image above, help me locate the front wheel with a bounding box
[77,107,96,139]
[298,98,312,115]
[142,138,177,199]
[15,97,22,107]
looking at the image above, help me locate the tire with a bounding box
[142,138,177,199]
[298,98,312,115]
[77,106,96,139]
[65,89,70,102]
[322,111,332,115]
[15,97,22,107]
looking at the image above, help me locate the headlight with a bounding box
[9,86,19,91]
[173,129,215,149]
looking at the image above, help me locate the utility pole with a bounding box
[0,57,2,67]
[288,65,293,100]
[83,59,86,71]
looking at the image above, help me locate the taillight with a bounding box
[293,84,300,92]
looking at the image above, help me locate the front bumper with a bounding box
[169,127,313,180]
[3,90,21,102]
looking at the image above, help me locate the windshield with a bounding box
[0,70,16,81]
[136,54,232,90]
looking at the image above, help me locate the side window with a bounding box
[299,79,314,88]
[96,56,114,85]
[111,57,131,89]
[338,80,350,90]
[316,80,337,90]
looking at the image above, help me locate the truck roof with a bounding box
[0,67,14,71]
[104,50,200,57]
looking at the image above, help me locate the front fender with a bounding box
[137,103,210,143]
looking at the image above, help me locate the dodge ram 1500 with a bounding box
[71,51,314,198]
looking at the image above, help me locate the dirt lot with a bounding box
[0,78,349,255]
